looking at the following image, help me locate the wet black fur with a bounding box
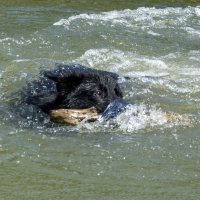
[22,64,124,114]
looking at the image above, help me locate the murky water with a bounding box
[1,1,200,199]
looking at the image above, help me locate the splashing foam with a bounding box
[91,104,191,134]
[112,104,168,133]
[54,6,200,30]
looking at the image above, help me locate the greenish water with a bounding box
[1,1,200,199]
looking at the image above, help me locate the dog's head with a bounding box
[44,64,124,114]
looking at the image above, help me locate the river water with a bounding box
[1,1,200,199]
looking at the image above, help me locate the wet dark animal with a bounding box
[21,64,128,121]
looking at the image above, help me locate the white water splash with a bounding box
[113,104,168,133]
[77,104,191,134]
[54,6,200,30]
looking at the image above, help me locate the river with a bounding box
[0,0,200,199]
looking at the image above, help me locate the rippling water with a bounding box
[1,1,200,199]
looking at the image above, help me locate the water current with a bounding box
[0,1,200,199]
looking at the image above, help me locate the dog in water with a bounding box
[18,63,190,126]
[20,63,129,125]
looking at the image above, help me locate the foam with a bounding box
[113,104,168,133]
[54,6,200,31]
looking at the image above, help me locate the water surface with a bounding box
[1,1,200,199]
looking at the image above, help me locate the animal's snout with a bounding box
[101,99,129,121]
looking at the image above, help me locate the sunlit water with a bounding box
[1,1,200,200]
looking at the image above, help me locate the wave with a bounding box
[54,6,200,31]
